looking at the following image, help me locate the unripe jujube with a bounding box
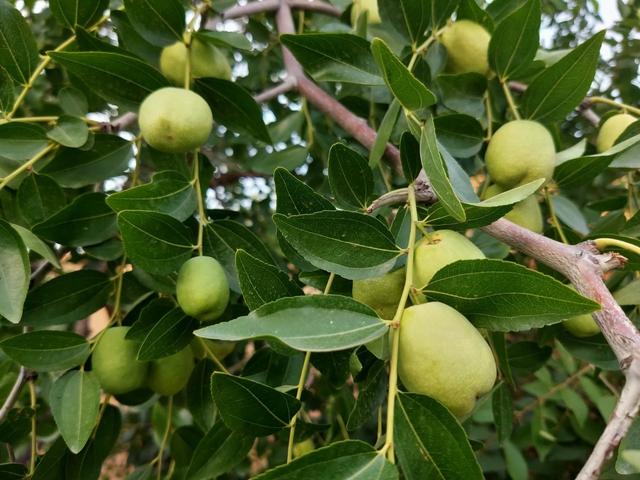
[147,346,195,396]
[176,256,230,322]
[160,39,232,86]
[352,267,405,319]
[596,113,636,153]
[484,184,544,233]
[439,20,491,76]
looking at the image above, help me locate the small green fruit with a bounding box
[177,256,230,322]
[563,313,600,337]
[398,302,497,417]
[485,120,556,189]
[147,346,195,396]
[293,438,315,458]
[484,184,544,233]
[352,268,405,319]
[413,230,485,288]
[439,20,491,75]
[596,113,636,153]
[191,338,236,360]
[92,327,148,395]
[160,39,232,86]
[350,0,381,24]
[139,87,213,153]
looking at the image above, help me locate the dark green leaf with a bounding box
[492,382,513,444]
[347,361,388,430]
[424,259,600,331]
[0,122,48,161]
[187,359,216,432]
[0,219,29,324]
[281,34,383,85]
[0,2,39,84]
[211,372,300,436]
[274,167,334,215]
[254,440,398,479]
[0,463,27,479]
[401,132,421,182]
[521,31,605,122]
[273,211,400,280]
[196,295,388,352]
[558,332,618,371]
[434,114,483,157]
[107,171,196,221]
[137,307,198,361]
[195,30,252,51]
[378,0,431,44]
[110,10,162,64]
[195,78,271,144]
[49,51,169,109]
[395,393,483,480]
[0,331,89,371]
[236,249,302,310]
[187,421,254,480]
[32,437,67,480]
[33,192,117,247]
[11,223,61,268]
[21,270,112,327]
[42,134,133,188]
[16,173,66,226]
[126,297,174,342]
[0,67,14,113]
[435,73,487,119]
[49,0,108,29]
[123,0,185,46]
[372,38,436,111]
[430,0,460,29]
[420,116,465,222]
[369,99,401,168]
[46,115,89,148]
[488,0,540,79]
[328,143,374,210]
[507,341,552,374]
[248,146,308,174]
[49,370,101,454]
[118,210,194,275]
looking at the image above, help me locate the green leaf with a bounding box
[394,393,483,480]
[46,115,89,148]
[328,143,374,210]
[273,211,400,280]
[10,223,61,268]
[107,171,196,222]
[369,99,401,169]
[211,373,300,436]
[281,34,383,85]
[0,463,27,479]
[492,382,513,444]
[423,259,600,331]
[195,78,271,144]
[21,270,112,327]
[49,370,100,454]
[0,220,29,324]
[0,2,39,85]
[194,30,253,51]
[236,250,302,311]
[488,0,540,80]
[110,10,162,64]
[126,298,174,342]
[49,51,169,109]
[137,307,198,361]
[557,332,618,371]
[254,440,398,479]
[187,359,216,432]
[16,173,66,226]
[347,361,388,431]
[0,66,14,113]
[31,437,67,480]
[420,116,465,222]
[429,0,460,29]
[248,146,308,174]
[400,131,421,182]
[274,167,334,215]
[507,341,552,374]
[435,73,487,119]
[521,31,605,122]
[33,192,117,247]
[186,421,254,480]
[378,0,431,44]
[123,0,185,47]
[204,220,274,292]
[0,122,48,161]
[196,295,388,352]
[434,114,484,158]
[118,210,194,275]
[371,38,437,112]
[49,0,108,30]
[0,331,89,371]
[504,440,528,480]
[42,134,133,188]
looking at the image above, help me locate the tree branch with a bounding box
[222,0,280,20]
[0,367,28,424]
[254,78,296,102]
[287,0,342,16]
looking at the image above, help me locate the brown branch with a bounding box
[254,78,296,103]
[287,0,342,16]
[222,0,280,20]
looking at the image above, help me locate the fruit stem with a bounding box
[484,91,494,140]
[192,150,207,255]
[544,187,569,244]
[197,337,229,374]
[501,81,521,120]
[380,184,418,462]
[156,396,174,480]
[286,272,336,463]
[587,96,640,117]
[593,237,640,257]
[0,143,58,192]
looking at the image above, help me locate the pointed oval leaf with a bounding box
[0,220,29,324]
[423,259,601,331]
[328,143,374,210]
[0,331,90,371]
[274,167,334,215]
[378,0,431,44]
[0,2,39,84]
[137,307,198,361]
[50,0,108,29]
[273,211,400,280]
[46,115,89,148]
[118,210,194,275]
[50,370,101,454]
[196,294,388,352]
[211,372,300,437]
[0,122,48,161]
[10,223,61,268]
[16,173,66,226]
[123,0,185,47]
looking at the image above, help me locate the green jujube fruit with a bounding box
[138,87,213,153]
[413,230,485,289]
[350,0,381,24]
[398,302,497,417]
[485,120,556,189]
[484,184,544,233]
[596,113,636,152]
[147,346,195,396]
[438,20,491,76]
[177,256,230,322]
[92,327,148,395]
[160,39,232,86]
[563,313,600,337]
[352,267,405,319]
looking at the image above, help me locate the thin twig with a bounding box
[254,78,297,103]
[0,367,28,423]
[287,0,341,16]
[223,0,280,19]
